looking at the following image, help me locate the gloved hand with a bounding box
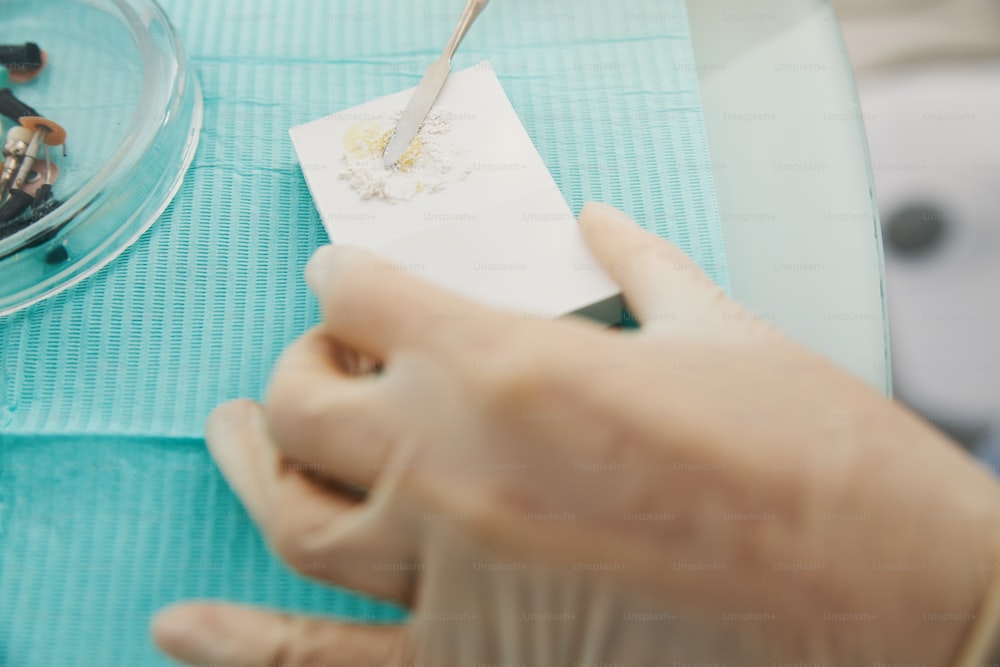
[153,203,1000,666]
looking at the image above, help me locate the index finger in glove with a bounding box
[266,327,394,490]
[206,399,418,605]
[305,245,495,359]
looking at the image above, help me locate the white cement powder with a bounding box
[340,109,471,204]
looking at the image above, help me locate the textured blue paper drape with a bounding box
[0,0,728,663]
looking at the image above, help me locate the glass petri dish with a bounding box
[0,0,202,316]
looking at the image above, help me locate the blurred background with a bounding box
[833,0,1000,465]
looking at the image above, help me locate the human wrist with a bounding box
[928,470,1000,667]
[948,505,1000,667]
[951,567,1000,667]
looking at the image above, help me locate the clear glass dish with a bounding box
[0,0,202,315]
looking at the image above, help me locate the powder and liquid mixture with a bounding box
[340,110,471,203]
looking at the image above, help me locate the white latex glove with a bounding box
[153,203,1000,666]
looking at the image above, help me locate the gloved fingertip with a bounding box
[206,396,253,430]
[305,244,373,294]
[305,244,336,291]
[151,605,217,662]
[578,202,634,231]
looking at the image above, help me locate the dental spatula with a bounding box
[381,0,489,168]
